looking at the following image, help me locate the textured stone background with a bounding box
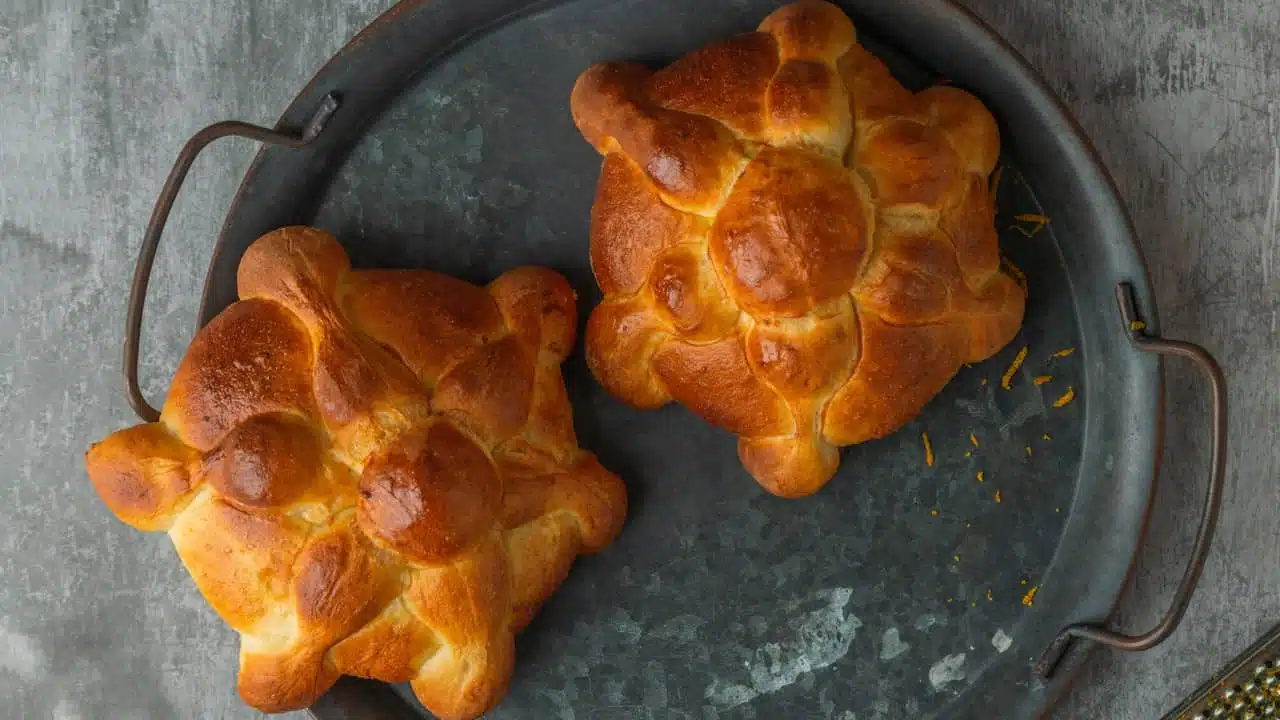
[0,0,1276,718]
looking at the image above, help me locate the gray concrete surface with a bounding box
[0,0,1276,718]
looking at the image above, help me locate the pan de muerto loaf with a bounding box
[84,227,627,719]
[571,0,1025,497]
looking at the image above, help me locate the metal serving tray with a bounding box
[120,1,1226,717]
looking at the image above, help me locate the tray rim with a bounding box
[191,0,1168,717]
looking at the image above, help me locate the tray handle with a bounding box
[1034,282,1228,679]
[123,94,341,423]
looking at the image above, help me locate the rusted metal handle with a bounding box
[123,94,340,422]
[1035,282,1228,679]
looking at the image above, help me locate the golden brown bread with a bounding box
[84,227,627,719]
[571,0,1025,497]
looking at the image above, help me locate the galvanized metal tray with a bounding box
[120,1,1227,717]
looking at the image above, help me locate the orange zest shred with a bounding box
[981,378,989,386]
[1011,213,1050,237]
[931,509,939,517]
[1023,585,1039,606]
[1002,257,1028,289]
[976,471,984,483]
[1033,375,1052,386]
[970,433,979,447]
[1052,347,1076,358]
[923,432,934,467]
[986,588,993,601]
[1052,387,1076,408]
[1130,320,1147,331]
[995,490,1002,503]
[1026,446,1033,457]
[1001,346,1028,389]
[1042,433,1052,441]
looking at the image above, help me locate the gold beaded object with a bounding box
[1163,625,1280,720]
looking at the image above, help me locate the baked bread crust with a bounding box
[85,227,627,719]
[571,0,1025,497]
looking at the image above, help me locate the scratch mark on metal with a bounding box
[1264,102,1279,283]
[1195,84,1269,115]
[1189,124,1233,178]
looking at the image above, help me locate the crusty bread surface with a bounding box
[571,0,1024,496]
[85,226,627,719]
